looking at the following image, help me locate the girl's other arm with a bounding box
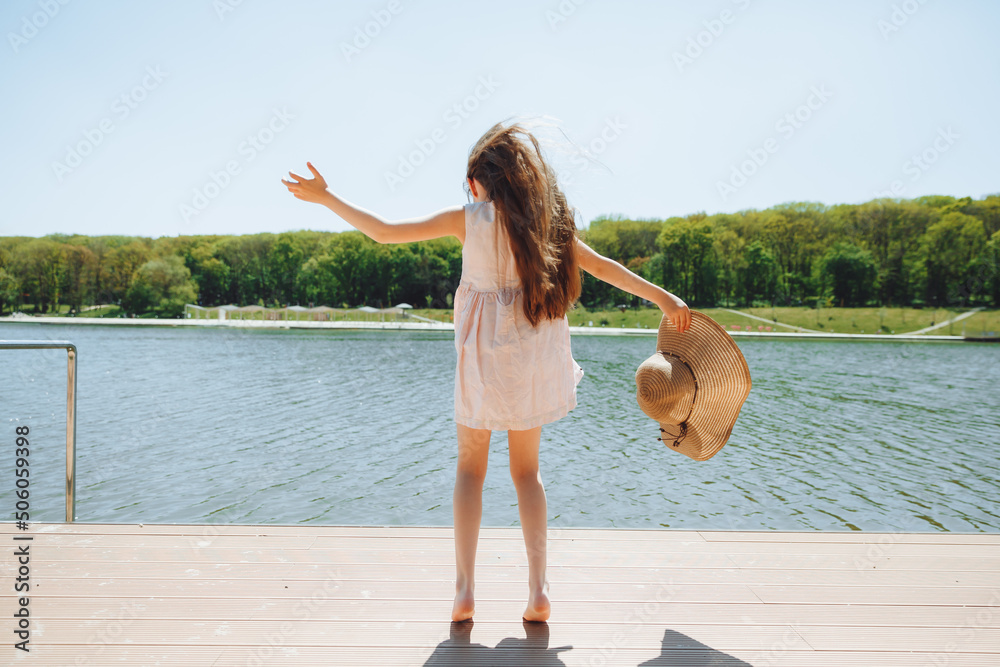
[575,238,691,333]
[282,162,465,244]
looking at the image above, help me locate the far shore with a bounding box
[0,315,981,342]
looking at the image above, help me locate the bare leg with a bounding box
[452,423,490,622]
[508,425,551,622]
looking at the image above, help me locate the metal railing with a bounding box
[1,341,77,522]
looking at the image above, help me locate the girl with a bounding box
[282,121,691,623]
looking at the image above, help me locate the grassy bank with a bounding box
[565,306,1000,336]
[731,306,1000,336]
[11,305,999,336]
[408,306,1000,335]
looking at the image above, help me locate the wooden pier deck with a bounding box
[2,522,998,665]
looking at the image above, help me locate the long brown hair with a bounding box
[466,121,581,326]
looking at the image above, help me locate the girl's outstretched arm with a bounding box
[282,162,464,244]
[575,238,691,333]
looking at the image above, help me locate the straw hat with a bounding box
[635,311,751,461]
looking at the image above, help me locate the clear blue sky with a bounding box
[2,0,997,239]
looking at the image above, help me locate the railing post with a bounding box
[0,340,78,522]
[66,346,77,522]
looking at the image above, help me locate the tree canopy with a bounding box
[2,194,997,316]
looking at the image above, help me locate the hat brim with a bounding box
[655,311,751,460]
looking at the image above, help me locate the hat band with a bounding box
[659,422,687,448]
[656,353,699,448]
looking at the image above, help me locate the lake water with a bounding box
[1,322,998,533]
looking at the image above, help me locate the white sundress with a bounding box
[453,200,584,431]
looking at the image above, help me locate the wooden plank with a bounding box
[25,523,1000,544]
[26,619,814,650]
[35,618,1000,653]
[797,626,1000,652]
[8,545,741,570]
[27,523,464,537]
[207,646,1000,667]
[698,530,1000,545]
[750,584,1000,606]
[28,597,1000,628]
[727,553,1000,571]
[7,545,741,569]
[302,536,1000,557]
[10,533,320,549]
[16,530,998,557]
[24,523,707,541]
[23,559,1000,587]
[7,646,223,666]
[31,545,1000,572]
[20,577,760,603]
[12,535,724,552]
[11,645,998,667]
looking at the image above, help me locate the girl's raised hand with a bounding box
[660,292,692,333]
[281,162,330,205]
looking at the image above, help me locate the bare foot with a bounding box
[452,586,475,622]
[522,582,550,622]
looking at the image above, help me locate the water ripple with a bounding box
[1,324,997,532]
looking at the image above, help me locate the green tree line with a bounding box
[2,194,998,317]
